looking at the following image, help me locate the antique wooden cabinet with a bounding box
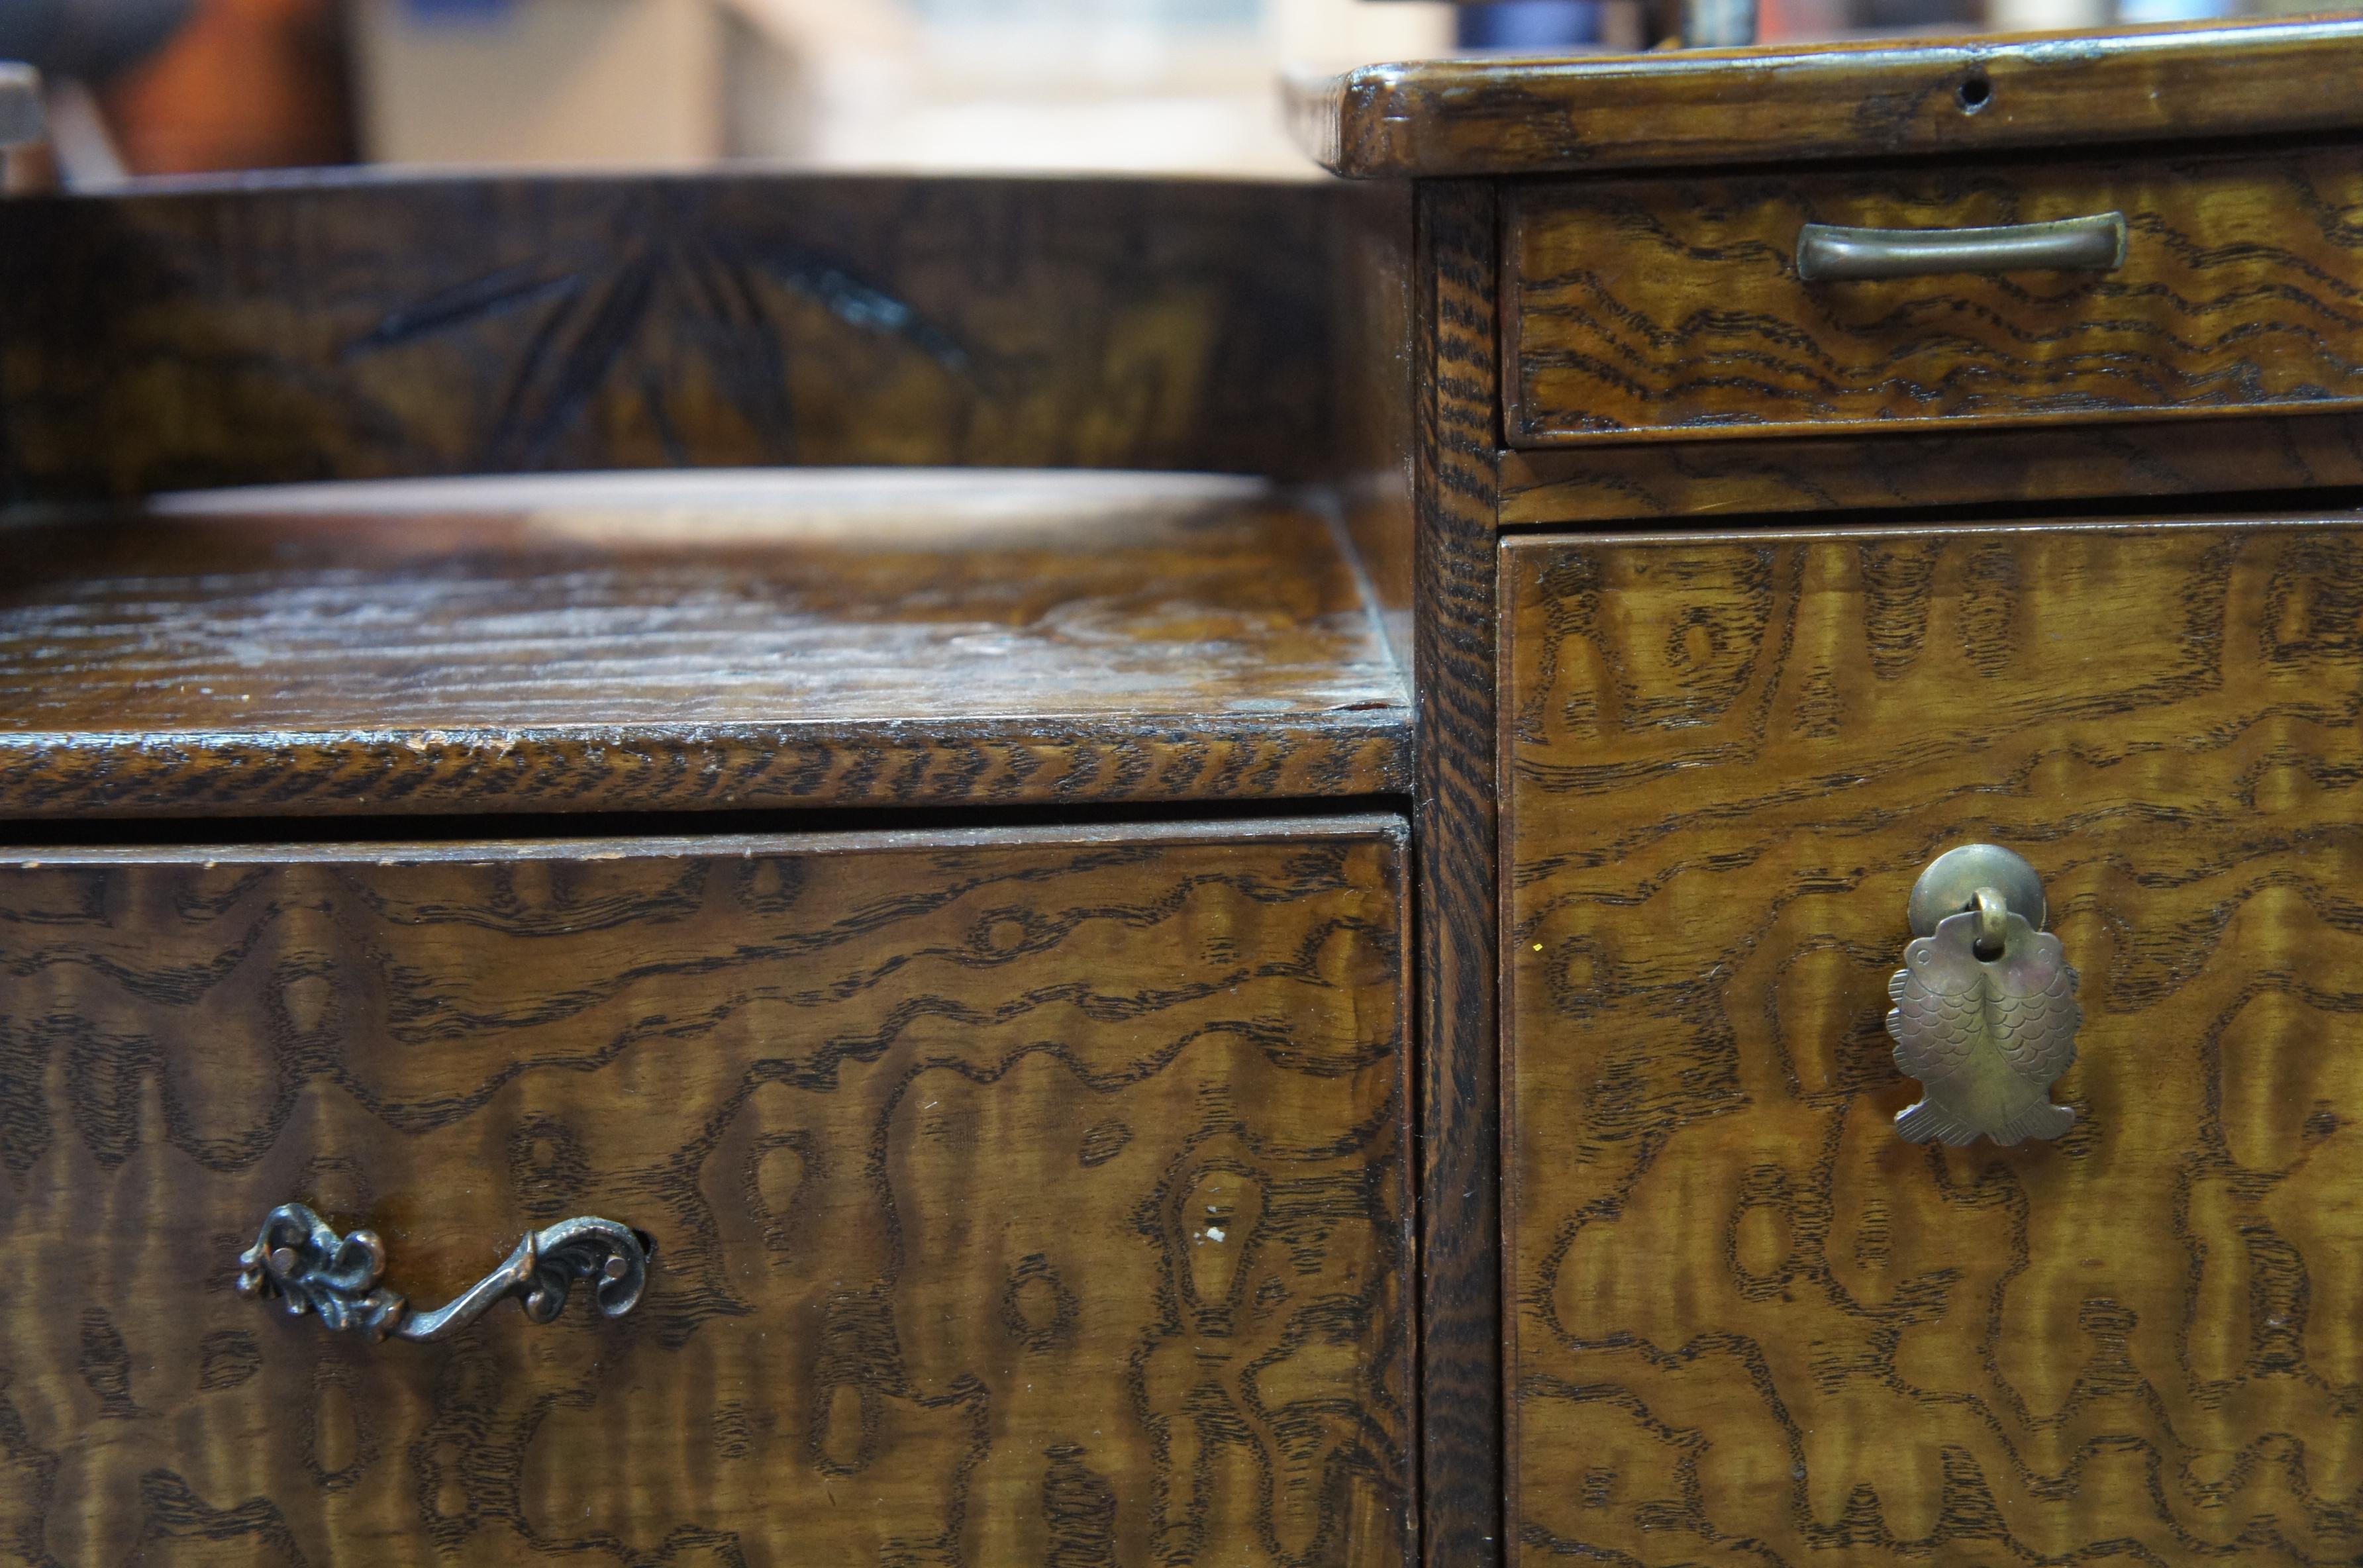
[0,181,1419,1565]
[1294,15,2363,1568]
[13,17,2363,1567]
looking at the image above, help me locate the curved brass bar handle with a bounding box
[1885,844,2083,1148]
[236,1203,654,1344]
[1799,212,2126,282]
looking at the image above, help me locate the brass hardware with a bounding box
[1887,845,2082,1147]
[236,1203,653,1344]
[1797,213,2127,282]
[1906,841,2045,938]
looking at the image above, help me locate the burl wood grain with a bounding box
[1409,180,1506,1568]
[1502,520,2363,1565]
[0,173,1336,501]
[1506,143,2363,446]
[0,818,1413,1565]
[0,473,1407,819]
[1289,17,2363,180]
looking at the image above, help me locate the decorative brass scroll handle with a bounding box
[1885,844,2083,1148]
[1798,212,2127,281]
[236,1203,654,1344]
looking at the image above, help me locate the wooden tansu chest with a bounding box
[0,181,1419,1567]
[1296,16,2363,1568]
[11,19,2363,1565]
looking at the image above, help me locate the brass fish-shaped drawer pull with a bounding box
[1887,846,2082,1148]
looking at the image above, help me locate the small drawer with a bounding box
[1503,144,2363,445]
[0,818,1412,1566]
[1500,518,2363,1564]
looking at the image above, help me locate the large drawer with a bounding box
[0,818,1412,1566]
[1501,519,2363,1564]
[1503,143,2363,445]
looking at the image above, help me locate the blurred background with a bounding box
[0,0,2325,183]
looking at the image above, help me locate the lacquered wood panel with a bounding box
[1409,181,1505,1568]
[1503,520,2363,1565]
[1498,408,2363,526]
[0,818,1413,1565]
[1289,17,2363,180]
[1506,144,2363,446]
[0,473,1408,819]
[0,173,1336,501]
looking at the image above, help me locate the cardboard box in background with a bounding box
[348,0,1454,172]
[348,0,725,166]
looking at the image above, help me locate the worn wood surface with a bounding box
[0,818,1413,1566]
[1499,407,2363,526]
[1290,17,2363,179]
[1505,142,2363,446]
[0,173,1337,501]
[1501,518,2363,1565]
[0,473,1408,820]
[1411,181,1503,1568]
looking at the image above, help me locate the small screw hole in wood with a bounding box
[1957,74,1992,113]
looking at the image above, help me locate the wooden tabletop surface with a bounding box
[0,471,1409,820]
[1288,15,2363,179]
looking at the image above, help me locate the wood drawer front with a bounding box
[0,820,1412,1567]
[1501,521,2363,1565]
[1504,144,2363,445]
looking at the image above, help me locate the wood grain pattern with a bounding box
[1410,181,1504,1568]
[0,173,1338,502]
[1498,407,2363,526]
[1505,142,2363,446]
[0,818,1413,1566]
[0,473,1408,819]
[1501,518,2363,1565]
[1288,17,2363,180]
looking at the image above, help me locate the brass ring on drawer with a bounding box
[236,1202,654,1344]
[1885,844,2084,1148]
